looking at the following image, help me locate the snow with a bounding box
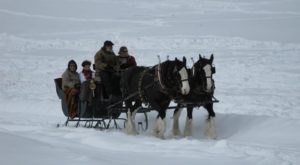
[0,0,300,164]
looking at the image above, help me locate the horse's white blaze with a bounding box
[203,64,213,92]
[206,117,217,139]
[126,109,138,135]
[184,118,193,137]
[172,108,182,136]
[154,117,166,138]
[179,67,190,95]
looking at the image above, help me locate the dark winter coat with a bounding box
[118,55,137,70]
[94,48,119,72]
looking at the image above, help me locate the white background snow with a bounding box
[0,0,300,164]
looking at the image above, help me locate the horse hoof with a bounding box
[126,128,139,135]
[153,130,165,139]
[205,130,217,140]
[172,129,182,136]
[207,134,217,140]
[184,128,192,137]
[154,134,165,139]
[184,132,192,137]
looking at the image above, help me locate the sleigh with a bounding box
[54,78,150,130]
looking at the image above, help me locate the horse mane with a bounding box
[190,56,214,95]
[159,60,178,89]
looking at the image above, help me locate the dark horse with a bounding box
[121,57,190,138]
[172,54,217,139]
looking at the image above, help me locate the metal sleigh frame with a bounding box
[54,78,150,131]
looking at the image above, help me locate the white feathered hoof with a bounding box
[184,118,193,137]
[205,117,217,140]
[126,112,139,135]
[126,121,139,135]
[153,117,166,139]
[172,119,182,136]
[172,128,182,136]
[172,109,182,136]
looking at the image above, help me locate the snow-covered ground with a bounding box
[1,0,300,164]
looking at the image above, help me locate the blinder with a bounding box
[212,66,216,74]
[176,67,189,82]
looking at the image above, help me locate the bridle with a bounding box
[192,63,216,93]
[157,61,189,94]
[174,66,189,83]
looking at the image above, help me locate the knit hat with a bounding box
[81,60,91,67]
[103,40,114,46]
[118,46,128,54]
[68,59,77,70]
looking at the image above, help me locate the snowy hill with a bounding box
[0,0,300,164]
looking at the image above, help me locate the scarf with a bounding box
[82,69,93,81]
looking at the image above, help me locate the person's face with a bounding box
[83,65,91,70]
[105,45,113,52]
[69,64,76,72]
[120,49,128,56]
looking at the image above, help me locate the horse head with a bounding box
[158,57,190,95]
[175,57,190,95]
[192,54,216,93]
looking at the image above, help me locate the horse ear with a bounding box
[175,57,178,61]
[182,56,186,66]
[199,54,202,60]
[210,54,214,63]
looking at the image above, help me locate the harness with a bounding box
[157,61,166,90]
[155,65,188,98]
[191,63,216,94]
[155,56,185,96]
[106,69,156,111]
[136,64,186,104]
[138,69,151,103]
[136,64,185,103]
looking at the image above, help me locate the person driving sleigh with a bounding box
[94,40,120,97]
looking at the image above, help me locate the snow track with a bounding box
[0,109,299,164]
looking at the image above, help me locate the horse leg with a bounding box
[153,100,169,139]
[153,111,166,139]
[204,103,217,139]
[125,100,139,135]
[172,104,183,136]
[131,100,142,121]
[184,105,193,137]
